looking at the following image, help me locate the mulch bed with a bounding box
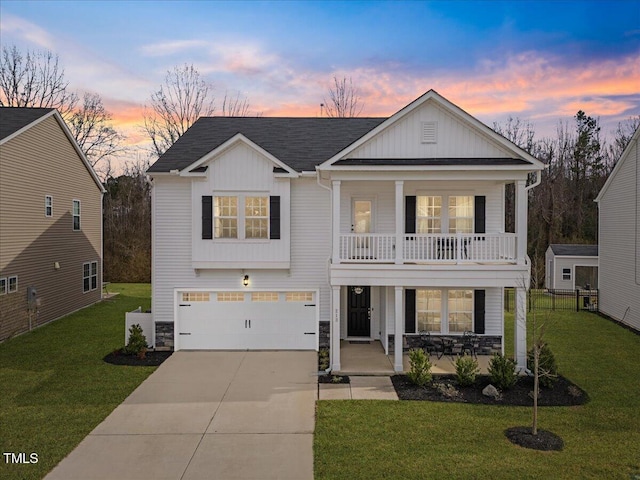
[391,374,588,406]
[103,349,173,367]
[505,426,565,451]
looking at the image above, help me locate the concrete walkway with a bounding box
[318,376,398,400]
[45,351,317,480]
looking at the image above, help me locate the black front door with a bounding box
[347,286,370,337]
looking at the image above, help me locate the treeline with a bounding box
[495,112,639,287]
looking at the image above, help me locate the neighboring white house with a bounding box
[146,90,545,371]
[545,244,598,290]
[595,126,640,332]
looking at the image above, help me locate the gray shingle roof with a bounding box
[147,117,386,173]
[0,107,54,141]
[549,244,598,257]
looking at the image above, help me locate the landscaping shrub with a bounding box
[407,348,432,387]
[124,324,148,358]
[455,354,480,387]
[488,353,518,390]
[528,343,558,388]
[318,348,330,371]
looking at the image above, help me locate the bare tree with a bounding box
[143,64,216,157]
[67,92,126,170]
[222,91,251,116]
[0,45,78,116]
[323,76,364,118]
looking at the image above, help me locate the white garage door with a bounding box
[176,290,317,350]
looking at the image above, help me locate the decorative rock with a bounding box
[482,384,500,399]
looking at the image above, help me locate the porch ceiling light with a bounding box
[243,274,249,287]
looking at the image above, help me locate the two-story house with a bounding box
[146,90,544,371]
[0,107,105,341]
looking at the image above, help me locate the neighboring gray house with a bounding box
[0,107,105,341]
[545,244,598,290]
[595,126,640,332]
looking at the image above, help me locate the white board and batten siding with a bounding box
[346,101,515,160]
[191,142,291,269]
[597,132,640,331]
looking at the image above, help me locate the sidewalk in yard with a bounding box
[318,376,398,400]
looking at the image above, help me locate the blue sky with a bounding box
[1,0,639,147]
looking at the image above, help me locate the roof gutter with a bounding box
[525,169,542,191]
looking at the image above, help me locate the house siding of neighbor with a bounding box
[596,127,640,332]
[147,90,545,370]
[0,108,105,341]
[545,244,599,290]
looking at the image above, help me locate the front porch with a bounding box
[333,340,492,376]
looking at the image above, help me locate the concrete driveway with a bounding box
[45,351,317,480]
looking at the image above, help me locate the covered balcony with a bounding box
[338,232,517,264]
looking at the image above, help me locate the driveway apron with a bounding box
[44,351,317,480]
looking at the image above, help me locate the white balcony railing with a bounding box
[338,233,517,264]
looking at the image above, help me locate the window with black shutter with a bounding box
[202,196,213,239]
[405,196,416,234]
[473,289,485,334]
[405,289,416,333]
[269,196,280,240]
[474,196,486,234]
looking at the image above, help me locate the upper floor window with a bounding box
[45,195,53,217]
[214,196,238,238]
[245,196,268,239]
[73,200,81,231]
[0,278,6,295]
[416,195,474,233]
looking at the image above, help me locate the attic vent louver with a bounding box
[421,121,437,143]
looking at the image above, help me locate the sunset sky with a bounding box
[1,0,639,154]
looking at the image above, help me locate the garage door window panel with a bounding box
[286,292,313,302]
[217,292,244,302]
[251,292,279,302]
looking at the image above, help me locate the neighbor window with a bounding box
[0,278,6,295]
[45,195,53,217]
[417,289,442,332]
[83,261,97,293]
[562,268,571,281]
[8,276,18,293]
[415,289,473,333]
[214,196,238,238]
[73,200,81,230]
[245,196,269,239]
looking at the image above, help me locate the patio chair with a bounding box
[419,331,438,356]
[461,331,479,358]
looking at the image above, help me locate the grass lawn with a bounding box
[0,284,154,480]
[315,310,640,479]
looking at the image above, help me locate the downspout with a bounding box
[525,169,542,191]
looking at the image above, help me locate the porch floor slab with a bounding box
[335,340,492,375]
[318,376,398,400]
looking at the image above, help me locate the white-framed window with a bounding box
[415,289,473,333]
[214,196,238,238]
[448,289,473,333]
[0,278,6,295]
[245,196,269,239]
[448,196,474,233]
[8,275,18,293]
[417,289,441,331]
[562,268,571,281]
[417,196,442,233]
[72,200,81,231]
[251,292,279,302]
[182,292,210,302]
[83,261,97,293]
[214,194,269,240]
[285,292,313,302]
[416,195,474,233]
[45,195,53,217]
[217,292,244,302]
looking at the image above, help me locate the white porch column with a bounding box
[394,286,404,372]
[331,286,341,371]
[332,181,341,264]
[514,287,527,371]
[395,180,404,264]
[515,180,527,265]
